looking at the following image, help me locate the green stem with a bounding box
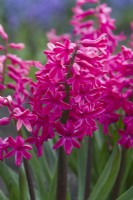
[56,44,79,200]
[56,148,67,200]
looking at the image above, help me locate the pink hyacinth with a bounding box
[0,24,8,40]
[13,107,37,132]
[9,43,25,50]
[46,39,76,62]
[31,30,107,153]
[0,0,133,165]
[0,117,10,125]
[5,136,32,166]
[53,121,84,154]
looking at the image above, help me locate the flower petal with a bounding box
[16,119,23,131]
[64,138,72,155]
[16,136,24,146]
[71,138,80,149]
[53,137,64,149]
[23,120,32,132]
[15,151,23,166]
[23,151,32,160]
[8,137,17,147]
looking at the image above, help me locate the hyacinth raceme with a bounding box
[71,0,125,52]
[99,45,133,135]
[118,102,133,148]
[0,25,36,165]
[46,29,71,44]
[31,35,107,155]
[0,0,133,166]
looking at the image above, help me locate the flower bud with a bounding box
[9,43,25,50]
[0,117,10,125]
[0,25,8,40]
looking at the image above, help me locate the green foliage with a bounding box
[0,190,8,200]
[19,164,29,200]
[0,134,133,200]
[0,162,19,200]
[89,145,121,200]
[117,186,133,200]
[77,139,88,200]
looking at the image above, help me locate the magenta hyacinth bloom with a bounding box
[5,136,32,166]
[53,121,85,154]
[13,107,37,132]
[0,0,133,165]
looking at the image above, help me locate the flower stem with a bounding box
[56,44,79,200]
[56,148,67,200]
[23,159,36,200]
[84,137,92,200]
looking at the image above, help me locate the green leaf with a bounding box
[66,189,71,200]
[29,151,48,199]
[9,184,19,200]
[118,149,132,194]
[0,190,8,200]
[38,155,52,183]
[46,163,57,200]
[19,164,29,200]
[45,140,57,171]
[117,186,133,200]
[0,162,20,200]
[77,138,88,200]
[94,129,104,150]
[89,145,121,200]
[93,132,110,181]
[68,149,77,176]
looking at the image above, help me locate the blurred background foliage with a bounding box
[0,0,133,62]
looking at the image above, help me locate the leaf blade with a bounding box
[89,145,121,200]
[117,186,133,200]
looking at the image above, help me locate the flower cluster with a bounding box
[0,25,36,165]
[30,34,107,155]
[0,0,133,166]
[71,0,125,52]
[0,23,106,164]
[70,0,133,148]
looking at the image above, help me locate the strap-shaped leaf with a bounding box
[77,139,88,200]
[66,189,71,200]
[19,164,29,200]
[38,152,52,183]
[29,151,48,199]
[117,186,133,200]
[45,140,57,171]
[89,145,121,200]
[0,190,8,200]
[68,150,78,176]
[0,162,20,200]
[46,163,57,200]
